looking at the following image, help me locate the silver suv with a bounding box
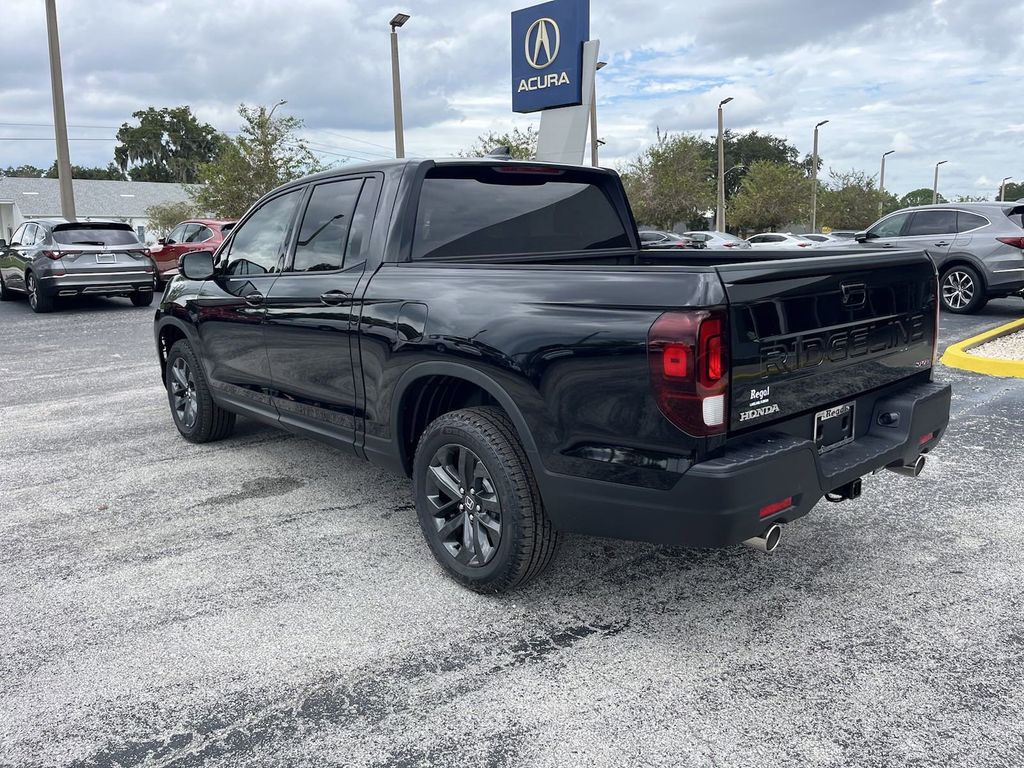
[856,203,1024,313]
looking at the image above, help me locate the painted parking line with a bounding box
[941,317,1024,378]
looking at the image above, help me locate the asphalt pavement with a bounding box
[1,293,1023,768]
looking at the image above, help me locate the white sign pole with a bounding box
[535,39,600,165]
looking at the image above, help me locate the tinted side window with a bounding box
[225,190,302,276]
[11,224,27,245]
[292,179,363,272]
[907,210,957,236]
[640,232,658,242]
[166,224,187,243]
[345,177,381,265]
[186,226,213,243]
[22,225,40,246]
[957,212,988,232]
[869,213,910,238]
[412,166,631,260]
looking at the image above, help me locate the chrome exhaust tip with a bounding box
[888,455,926,478]
[743,523,782,554]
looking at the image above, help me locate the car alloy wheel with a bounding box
[942,269,975,311]
[170,357,199,429]
[424,443,502,567]
[27,274,38,310]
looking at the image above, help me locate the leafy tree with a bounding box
[1,164,48,178]
[900,188,945,207]
[115,106,223,183]
[817,169,892,230]
[620,131,715,229]
[145,200,200,238]
[461,126,538,160]
[191,104,326,218]
[706,131,802,201]
[44,161,126,181]
[1001,181,1024,202]
[730,161,810,232]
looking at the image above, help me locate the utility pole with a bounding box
[389,13,411,159]
[716,97,733,232]
[590,61,607,167]
[933,160,948,204]
[879,150,894,216]
[810,119,829,232]
[1000,176,1012,202]
[45,0,75,219]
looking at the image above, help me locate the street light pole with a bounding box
[810,119,829,232]
[45,0,75,220]
[933,160,948,204]
[879,150,895,216]
[590,61,607,167]
[716,97,733,232]
[389,13,411,159]
[1000,176,1012,202]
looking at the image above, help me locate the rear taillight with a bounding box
[40,250,63,260]
[648,310,729,436]
[996,236,1024,249]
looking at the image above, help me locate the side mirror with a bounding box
[179,250,215,280]
[157,237,167,245]
[854,231,869,243]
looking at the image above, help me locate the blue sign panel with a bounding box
[511,0,590,113]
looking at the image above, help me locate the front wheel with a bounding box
[26,272,54,313]
[131,291,154,307]
[940,265,987,314]
[413,406,559,593]
[165,339,235,443]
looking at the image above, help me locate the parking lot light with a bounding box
[810,119,829,232]
[390,13,411,158]
[879,150,895,215]
[933,160,949,204]
[1001,176,1013,202]
[716,97,734,232]
[590,61,608,167]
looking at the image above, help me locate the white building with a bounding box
[0,176,191,244]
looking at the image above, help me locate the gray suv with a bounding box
[856,203,1024,313]
[0,219,155,313]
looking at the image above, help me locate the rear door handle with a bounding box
[934,241,951,247]
[244,292,265,307]
[320,290,351,306]
[881,243,896,248]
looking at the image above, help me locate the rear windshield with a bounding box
[412,165,631,260]
[52,225,140,246]
[1005,206,1024,229]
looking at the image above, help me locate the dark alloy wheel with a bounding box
[413,406,559,593]
[425,443,503,567]
[164,339,236,443]
[941,265,987,314]
[26,272,54,314]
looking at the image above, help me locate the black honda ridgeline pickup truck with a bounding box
[155,159,950,592]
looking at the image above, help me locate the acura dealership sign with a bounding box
[511,0,590,113]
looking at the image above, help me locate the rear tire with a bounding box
[413,406,559,593]
[26,272,54,314]
[165,339,236,443]
[940,265,987,314]
[0,274,13,301]
[131,291,154,307]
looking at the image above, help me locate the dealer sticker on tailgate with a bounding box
[814,402,855,454]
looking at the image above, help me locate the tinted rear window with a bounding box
[412,165,630,260]
[907,210,957,236]
[1005,207,1024,229]
[52,226,140,246]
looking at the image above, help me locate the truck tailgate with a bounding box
[718,251,938,432]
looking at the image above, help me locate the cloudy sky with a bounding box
[2,0,1022,198]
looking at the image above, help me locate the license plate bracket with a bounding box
[95,253,115,264]
[814,402,855,454]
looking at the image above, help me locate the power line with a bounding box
[0,136,115,141]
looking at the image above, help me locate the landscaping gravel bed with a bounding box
[971,328,1024,360]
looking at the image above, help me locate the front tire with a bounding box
[165,339,236,443]
[413,406,559,593]
[131,291,154,307]
[26,272,54,313]
[940,265,987,314]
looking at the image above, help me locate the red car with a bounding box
[150,219,234,283]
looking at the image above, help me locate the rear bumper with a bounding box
[539,381,951,547]
[38,271,154,297]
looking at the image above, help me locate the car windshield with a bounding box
[52,226,140,246]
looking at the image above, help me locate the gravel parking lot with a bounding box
[2,294,1023,767]
[972,328,1024,361]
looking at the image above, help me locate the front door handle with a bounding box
[934,241,951,247]
[320,290,351,306]
[881,243,896,248]
[244,292,265,307]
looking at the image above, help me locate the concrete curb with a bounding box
[940,317,1024,378]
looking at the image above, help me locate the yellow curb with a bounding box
[940,317,1024,378]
